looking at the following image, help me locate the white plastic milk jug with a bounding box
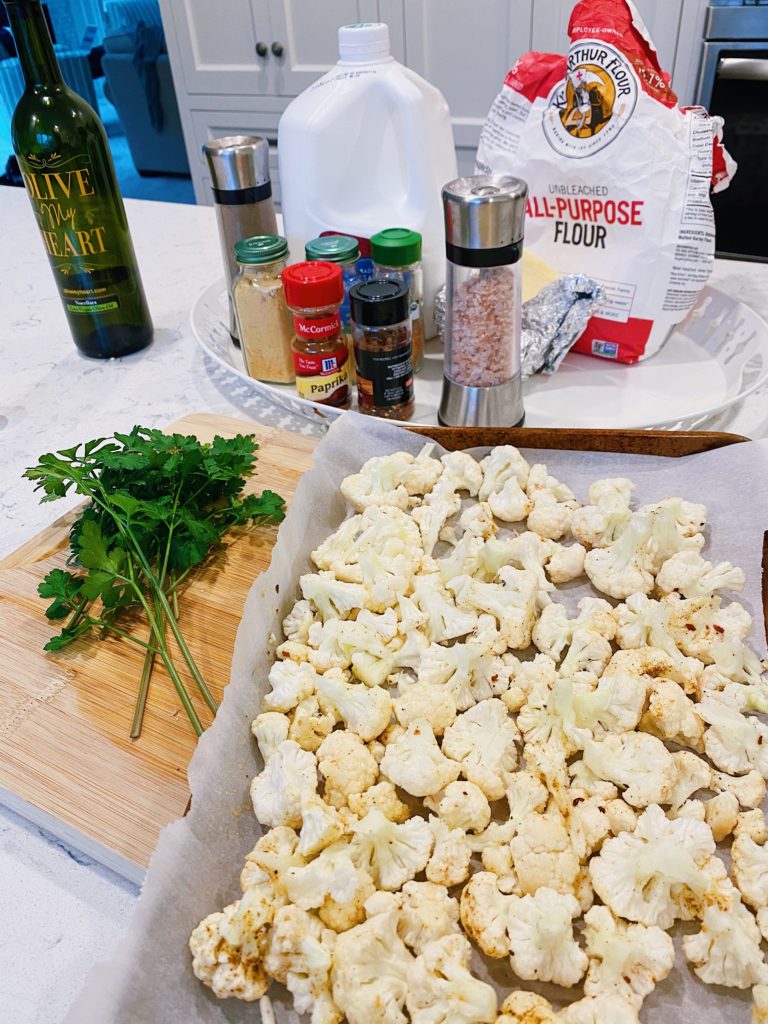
[278,22,457,337]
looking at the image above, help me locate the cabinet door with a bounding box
[531,0,683,81]
[161,0,273,95]
[264,0,404,96]
[404,0,534,150]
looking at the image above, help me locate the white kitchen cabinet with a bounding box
[404,0,533,151]
[531,0,684,85]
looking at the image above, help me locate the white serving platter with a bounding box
[191,281,768,430]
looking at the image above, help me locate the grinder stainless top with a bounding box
[439,174,528,427]
[203,136,278,345]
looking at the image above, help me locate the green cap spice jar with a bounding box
[231,234,294,384]
[350,278,414,421]
[371,227,424,371]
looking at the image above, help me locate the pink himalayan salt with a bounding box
[447,267,517,388]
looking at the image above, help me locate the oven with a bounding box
[696,2,768,261]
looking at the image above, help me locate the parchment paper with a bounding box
[65,413,768,1024]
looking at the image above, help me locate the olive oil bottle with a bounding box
[5,0,153,358]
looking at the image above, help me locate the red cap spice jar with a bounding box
[282,261,350,407]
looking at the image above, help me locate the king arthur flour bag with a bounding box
[476,0,735,363]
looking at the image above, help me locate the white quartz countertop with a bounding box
[1,182,768,1022]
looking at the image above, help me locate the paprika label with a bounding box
[292,313,340,340]
[293,346,350,405]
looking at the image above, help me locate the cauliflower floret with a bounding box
[348,780,410,823]
[284,840,361,911]
[317,731,378,809]
[712,769,766,809]
[427,816,472,887]
[264,659,319,712]
[683,898,768,988]
[283,599,316,642]
[394,681,457,736]
[558,994,640,1024]
[502,531,557,597]
[703,790,740,842]
[412,500,458,557]
[607,645,703,696]
[290,696,337,752]
[412,577,478,643]
[315,672,392,742]
[340,451,418,511]
[507,886,587,987]
[369,881,461,955]
[754,985,768,1024]
[449,568,538,651]
[570,477,634,549]
[567,792,611,862]
[406,934,498,1024]
[297,794,346,857]
[667,751,713,811]
[331,909,414,1024]
[301,572,368,621]
[416,637,510,711]
[510,813,580,897]
[460,870,515,958]
[264,905,341,1024]
[425,780,491,834]
[495,991,556,1024]
[441,699,520,800]
[252,711,291,762]
[318,868,376,934]
[560,629,612,678]
[501,653,558,714]
[733,834,768,910]
[584,510,655,600]
[506,771,549,829]
[533,599,614,663]
[437,530,485,584]
[479,446,531,521]
[240,826,304,892]
[656,550,745,598]
[639,679,705,751]
[525,464,580,541]
[428,451,483,505]
[589,805,715,928]
[582,904,674,1008]
[736,810,768,845]
[380,719,460,797]
[189,885,274,1001]
[250,740,317,829]
[582,733,676,808]
[665,592,752,663]
[350,808,433,890]
[546,542,587,584]
[604,798,637,836]
[698,695,768,777]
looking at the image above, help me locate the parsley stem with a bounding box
[130,645,155,739]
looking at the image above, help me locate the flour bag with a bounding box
[476,0,735,363]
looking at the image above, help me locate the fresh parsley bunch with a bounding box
[25,426,285,737]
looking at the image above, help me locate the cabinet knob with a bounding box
[255,41,268,57]
[271,41,284,58]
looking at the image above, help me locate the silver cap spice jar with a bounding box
[438,174,528,427]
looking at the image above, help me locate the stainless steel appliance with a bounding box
[697,2,768,260]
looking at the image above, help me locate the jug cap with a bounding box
[338,23,390,64]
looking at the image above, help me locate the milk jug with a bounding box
[278,22,457,337]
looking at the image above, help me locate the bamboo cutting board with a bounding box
[0,414,747,879]
[0,414,318,877]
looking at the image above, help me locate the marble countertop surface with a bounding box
[2,182,768,1022]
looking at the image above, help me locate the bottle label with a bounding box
[292,313,340,340]
[293,346,349,405]
[355,341,414,408]
[66,293,120,314]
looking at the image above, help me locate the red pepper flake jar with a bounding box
[282,261,350,407]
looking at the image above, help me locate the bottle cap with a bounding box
[350,278,410,328]
[371,228,422,267]
[203,136,271,192]
[442,174,528,267]
[305,235,360,263]
[282,261,344,308]
[234,235,288,264]
[338,22,390,64]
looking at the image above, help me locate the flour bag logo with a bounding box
[544,42,638,156]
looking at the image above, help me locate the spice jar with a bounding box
[350,279,414,421]
[305,235,360,331]
[439,174,527,427]
[371,227,424,372]
[231,235,294,384]
[282,261,350,407]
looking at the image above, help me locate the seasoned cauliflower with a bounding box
[367,881,461,955]
[416,637,510,711]
[301,572,368,621]
[406,934,498,1024]
[348,780,410,823]
[712,768,766,809]
[290,696,337,752]
[583,511,655,600]
[263,904,341,1024]
[441,699,520,800]
[525,464,580,541]
[582,733,676,808]
[252,711,290,762]
[683,898,768,988]
[331,909,414,1024]
[698,695,768,777]
[317,730,378,808]
[350,808,433,890]
[703,790,740,842]
[449,569,538,651]
[412,577,478,644]
[460,870,514,958]
[315,671,392,742]
[656,550,745,598]
[639,679,704,751]
[250,740,317,829]
[507,887,587,987]
[425,780,491,833]
[265,659,319,712]
[570,477,634,549]
[735,809,768,845]
[380,719,460,797]
[558,994,640,1024]
[589,805,715,928]
[754,985,768,1024]
[546,542,587,584]
[733,834,768,910]
[582,904,674,1008]
[284,840,361,911]
[297,794,346,857]
[394,681,457,735]
[427,816,472,887]
[478,445,531,522]
[510,813,580,897]
[428,451,483,505]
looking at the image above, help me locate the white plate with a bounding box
[191,281,768,430]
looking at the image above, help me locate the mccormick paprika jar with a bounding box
[281,261,350,407]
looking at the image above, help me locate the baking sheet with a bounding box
[64,413,768,1024]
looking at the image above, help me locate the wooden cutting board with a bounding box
[0,413,747,879]
[0,414,317,878]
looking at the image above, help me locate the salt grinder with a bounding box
[439,174,528,427]
[203,136,278,345]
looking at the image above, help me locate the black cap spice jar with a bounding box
[349,279,414,421]
[282,261,350,407]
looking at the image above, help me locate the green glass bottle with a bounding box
[5,0,153,358]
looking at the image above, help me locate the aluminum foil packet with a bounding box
[433,273,603,379]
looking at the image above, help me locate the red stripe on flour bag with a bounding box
[572,315,653,364]
[505,52,567,102]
